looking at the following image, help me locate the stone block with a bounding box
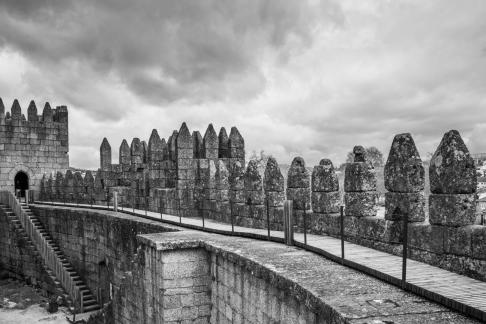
[471,226,486,260]
[245,190,264,205]
[286,187,310,210]
[384,192,425,222]
[344,191,377,217]
[409,224,445,254]
[311,159,339,192]
[311,191,340,214]
[344,162,376,192]
[443,226,472,257]
[429,130,476,194]
[384,133,425,192]
[265,191,285,207]
[429,193,476,226]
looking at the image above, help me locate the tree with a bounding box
[345,146,384,167]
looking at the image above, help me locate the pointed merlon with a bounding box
[203,124,218,159]
[27,100,38,122]
[218,127,229,158]
[192,131,203,158]
[11,99,22,119]
[287,156,310,188]
[228,126,245,160]
[312,158,339,192]
[148,129,164,162]
[264,156,284,192]
[42,102,53,122]
[161,138,169,160]
[130,138,144,165]
[353,146,366,162]
[429,130,476,194]
[384,133,424,193]
[100,138,112,171]
[119,139,131,165]
[177,122,193,149]
[0,97,5,116]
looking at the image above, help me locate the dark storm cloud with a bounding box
[0,0,344,110]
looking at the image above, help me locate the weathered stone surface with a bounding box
[42,102,53,122]
[265,191,285,207]
[287,157,310,188]
[119,139,131,166]
[148,129,163,163]
[443,226,473,257]
[229,161,245,191]
[409,224,445,254]
[286,187,310,210]
[176,122,192,149]
[228,127,245,166]
[429,193,477,226]
[244,160,263,193]
[353,145,366,162]
[384,192,425,222]
[471,226,486,260]
[344,192,378,217]
[218,127,229,158]
[429,130,476,194]
[100,138,112,171]
[384,133,425,193]
[215,160,229,190]
[130,138,144,166]
[192,131,203,159]
[344,162,376,192]
[312,159,339,192]
[203,124,218,159]
[263,157,284,192]
[11,99,21,119]
[27,100,38,122]
[312,191,341,214]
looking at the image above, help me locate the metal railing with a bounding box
[0,190,84,313]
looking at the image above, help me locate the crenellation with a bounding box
[203,124,218,160]
[384,133,425,222]
[311,159,340,214]
[429,130,477,226]
[344,146,378,217]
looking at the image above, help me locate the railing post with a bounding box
[303,208,307,245]
[283,200,294,246]
[159,196,163,220]
[340,205,345,264]
[145,196,148,216]
[202,207,205,228]
[230,202,234,233]
[266,198,271,240]
[402,212,409,289]
[113,192,118,212]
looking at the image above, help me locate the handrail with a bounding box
[0,191,83,313]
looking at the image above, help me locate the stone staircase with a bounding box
[0,195,100,313]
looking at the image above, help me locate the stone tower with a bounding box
[0,98,69,197]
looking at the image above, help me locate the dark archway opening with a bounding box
[14,171,29,197]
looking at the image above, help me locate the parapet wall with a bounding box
[39,124,486,281]
[0,98,69,195]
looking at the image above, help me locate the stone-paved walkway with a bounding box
[35,201,486,322]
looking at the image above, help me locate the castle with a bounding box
[0,98,69,198]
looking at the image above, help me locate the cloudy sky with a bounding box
[1,0,485,169]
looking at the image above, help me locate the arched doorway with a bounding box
[14,171,29,197]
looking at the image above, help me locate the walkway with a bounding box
[35,201,486,322]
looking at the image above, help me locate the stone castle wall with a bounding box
[39,123,486,281]
[0,98,69,197]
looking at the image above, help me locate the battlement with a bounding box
[39,122,486,283]
[0,97,69,197]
